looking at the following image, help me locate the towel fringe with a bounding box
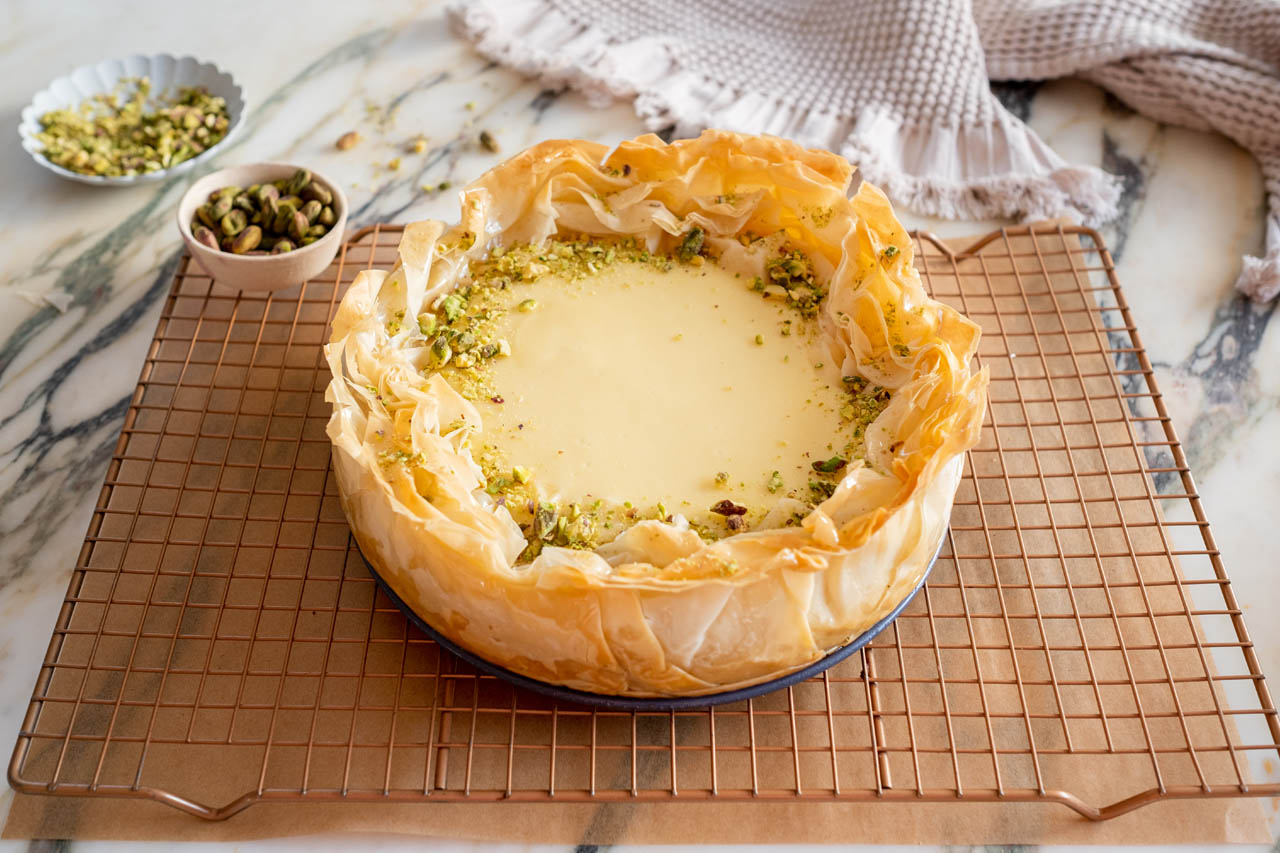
[1235,249,1280,303]
[448,0,1122,226]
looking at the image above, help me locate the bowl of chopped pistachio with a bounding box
[177,162,347,291]
[19,53,243,186]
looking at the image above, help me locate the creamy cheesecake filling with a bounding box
[414,235,892,557]
[478,259,845,511]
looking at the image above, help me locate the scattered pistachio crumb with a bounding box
[387,157,401,171]
[754,334,764,345]
[479,130,500,153]
[512,465,532,484]
[518,298,538,312]
[408,136,428,154]
[336,131,361,151]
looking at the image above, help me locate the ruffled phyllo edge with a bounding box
[325,130,988,696]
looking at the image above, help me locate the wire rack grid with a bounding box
[9,224,1279,822]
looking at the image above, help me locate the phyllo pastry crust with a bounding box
[325,130,988,696]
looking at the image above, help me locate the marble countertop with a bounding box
[1,1,1277,849]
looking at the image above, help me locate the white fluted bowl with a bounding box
[19,54,244,187]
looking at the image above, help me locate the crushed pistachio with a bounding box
[677,227,705,262]
[762,247,824,318]
[809,479,837,501]
[429,337,452,367]
[35,77,230,177]
[767,471,784,493]
[812,456,847,474]
[440,293,466,322]
[882,245,899,259]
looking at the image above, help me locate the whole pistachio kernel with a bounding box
[195,205,216,229]
[192,225,219,250]
[301,181,332,205]
[220,209,248,237]
[271,239,294,254]
[286,168,311,195]
[255,183,280,204]
[307,224,328,239]
[273,203,298,234]
[300,199,323,224]
[318,205,336,227]
[230,225,262,254]
[208,195,233,220]
[288,211,310,242]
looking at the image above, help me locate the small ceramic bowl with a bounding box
[20,54,244,186]
[177,162,348,292]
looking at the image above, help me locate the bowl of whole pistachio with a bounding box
[19,54,243,186]
[177,162,348,291]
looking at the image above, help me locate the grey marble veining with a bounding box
[0,1,1277,849]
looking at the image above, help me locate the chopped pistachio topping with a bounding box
[761,247,824,318]
[677,226,705,262]
[412,232,872,557]
[35,77,230,177]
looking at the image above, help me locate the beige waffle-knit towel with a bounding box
[448,0,1280,302]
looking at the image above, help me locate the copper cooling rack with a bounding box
[10,224,1280,822]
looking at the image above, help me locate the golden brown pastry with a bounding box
[325,130,988,696]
